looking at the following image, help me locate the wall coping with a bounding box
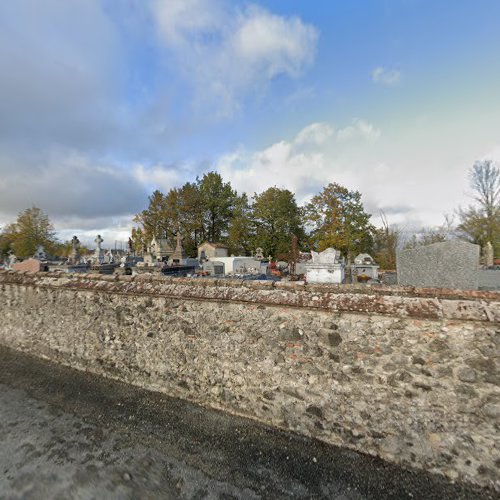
[1,270,498,322]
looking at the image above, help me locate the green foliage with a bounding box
[130,227,147,254]
[305,183,374,260]
[198,172,237,243]
[227,193,253,255]
[133,172,237,257]
[0,207,57,259]
[133,190,170,241]
[252,187,305,258]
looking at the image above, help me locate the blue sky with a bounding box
[1,0,499,245]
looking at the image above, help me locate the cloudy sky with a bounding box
[1,0,499,246]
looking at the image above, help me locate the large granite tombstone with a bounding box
[396,241,480,290]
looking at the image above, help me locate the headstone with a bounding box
[68,236,81,265]
[306,248,345,284]
[93,234,105,264]
[168,233,187,265]
[142,252,155,266]
[6,253,17,270]
[255,247,264,260]
[396,240,480,290]
[33,245,47,260]
[352,253,379,282]
[484,241,494,268]
[13,258,46,273]
[203,261,225,276]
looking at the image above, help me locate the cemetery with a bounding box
[2,230,498,291]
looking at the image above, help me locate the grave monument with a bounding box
[305,248,345,284]
[397,240,480,290]
[93,235,105,264]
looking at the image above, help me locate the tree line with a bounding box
[1,160,498,265]
[133,160,499,265]
[131,172,376,261]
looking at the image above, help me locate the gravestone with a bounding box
[33,245,47,260]
[68,236,81,265]
[6,253,17,270]
[306,248,344,284]
[13,258,47,273]
[203,261,225,276]
[105,249,114,264]
[484,241,494,268]
[396,240,480,290]
[93,234,105,264]
[168,233,188,265]
[352,253,379,282]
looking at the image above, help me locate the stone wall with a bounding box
[0,271,498,489]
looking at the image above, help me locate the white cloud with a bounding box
[336,119,381,143]
[133,164,181,192]
[295,122,334,146]
[372,66,401,86]
[152,0,318,116]
[217,119,381,204]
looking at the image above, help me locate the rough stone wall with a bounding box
[0,271,499,489]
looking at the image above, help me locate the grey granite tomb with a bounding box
[396,240,480,290]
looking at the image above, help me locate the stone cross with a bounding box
[94,234,105,264]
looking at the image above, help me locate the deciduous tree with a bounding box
[252,187,305,258]
[1,207,57,259]
[198,172,237,243]
[457,160,500,255]
[305,183,374,261]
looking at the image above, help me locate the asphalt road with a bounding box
[0,346,495,500]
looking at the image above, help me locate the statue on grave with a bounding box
[68,236,81,265]
[105,249,114,264]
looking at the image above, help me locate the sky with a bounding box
[1,0,499,247]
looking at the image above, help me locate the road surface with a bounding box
[0,346,494,499]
